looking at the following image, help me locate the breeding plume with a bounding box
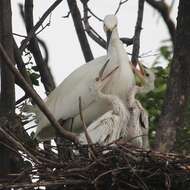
[35,15,137,141]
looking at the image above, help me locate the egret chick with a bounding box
[126,67,155,149]
[79,74,130,145]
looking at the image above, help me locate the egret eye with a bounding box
[96,77,100,81]
[145,73,150,77]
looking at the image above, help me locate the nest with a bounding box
[0,141,190,190]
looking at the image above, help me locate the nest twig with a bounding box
[0,140,190,190]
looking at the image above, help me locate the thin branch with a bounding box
[0,42,79,144]
[0,126,40,164]
[19,0,63,52]
[14,39,33,86]
[82,2,133,50]
[79,96,97,158]
[62,11,71,18]
[35,18,51,36]
[15,94,28,105]
[146,0,175,44]
[82,2,107,49]
[87,7,103,22]
[12,33,27,38]
[120,37,134,46]
[115,0,129,15]
[131,0,145,66]
[0,179,86,189]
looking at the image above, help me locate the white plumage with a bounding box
[79,67,155,149]
[79,76,130,145]
[35,15,136,141]
[126,68,155,149]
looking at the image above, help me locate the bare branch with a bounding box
[0,125,40,164]
[62,11,71,18]
[82,2,107,49]
[120,37,134,46]
[19,0,63,52]
[15,94,28,105]
[13,39,33,86]
[131,0,145,66]
[24,0,56,95]
[87,7,103,22]
[82,1,133,50]
[0,42,79,144]
[146,0,175,44]
[12,33,27,38]
[115,0,129,15]
[79,96,97,158]
[67,0,94,62]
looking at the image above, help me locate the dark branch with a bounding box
[120,37,134,46]
[0,42,79,144]
[24,0,56,95]
[82,2,107,49]
[13,39,32,87]
[115,0,129,15]
[67,0,94,62]
[19,0,63,52]
[0,126,40,164]
[146,0,175,44]
[131,0,145,66]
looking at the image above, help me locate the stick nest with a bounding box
[1,142,190,190]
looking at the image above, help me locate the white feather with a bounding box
[35,15,135,141]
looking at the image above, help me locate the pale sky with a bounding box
[9,0,178,99]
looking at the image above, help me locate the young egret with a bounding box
[35,15,140,141]
[79,72,130,145]
[79,67,154,148]
[126,67,155,149]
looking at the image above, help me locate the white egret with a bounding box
[78,73,130,145]
[126,67,155,149]
[79,66,155,148]
[35,15,138,141]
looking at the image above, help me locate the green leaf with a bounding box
[31,66,39,72]
[29,72,40,86]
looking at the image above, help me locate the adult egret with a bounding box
[35,15,138,141]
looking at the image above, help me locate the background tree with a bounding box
[1,0,190,189]
[154,0,190,152]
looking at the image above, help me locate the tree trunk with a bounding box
[154,0,190,152]
[0,0,16,180]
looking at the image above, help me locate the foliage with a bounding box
[138,42,172,146]
[139,42,190,152]
[23,51,40,86]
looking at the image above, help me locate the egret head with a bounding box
[132,63,155,93]
[103,15,118,46]
[143,68,155,92]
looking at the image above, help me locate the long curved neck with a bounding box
[98,89,127,116]
[107,28,123,56]
[107,28,130,68]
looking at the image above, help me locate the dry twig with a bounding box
[0,42,79,144]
